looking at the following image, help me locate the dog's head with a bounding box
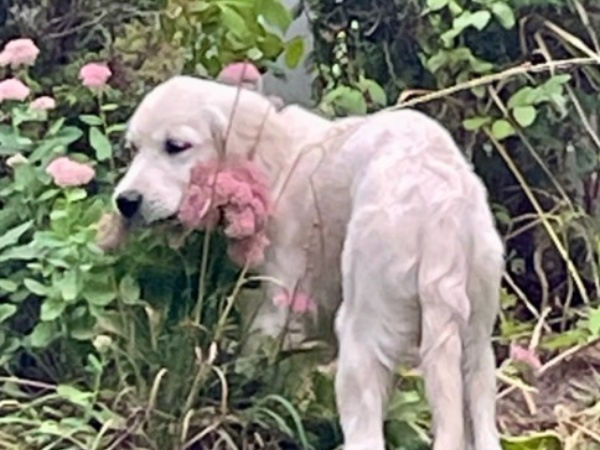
[112,75,275,225]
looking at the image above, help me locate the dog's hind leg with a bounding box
[335,207,421,450]
[334,310,393,450]
[463,249,504,450]
[417,209,471,450]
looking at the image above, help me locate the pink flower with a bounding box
[0,78,30,102]
[0,38,40,68]
[228,233,271,267]
[29,95,56,111]
[217,62,263,91]
[46,156,95,187]
[178,159,273,267]
[273,288,317,314]
[79,62,112,88]
[509,343,542,371]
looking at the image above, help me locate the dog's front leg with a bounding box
[246,242,314,351]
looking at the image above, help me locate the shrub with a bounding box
[0,3,348,447]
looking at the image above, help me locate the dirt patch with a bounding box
[497,340,600,449]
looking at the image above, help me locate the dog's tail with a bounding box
[415,196,474,448]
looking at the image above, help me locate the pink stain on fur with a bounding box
[273,288,317,314]
[178,159,272,267]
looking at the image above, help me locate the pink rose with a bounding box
[217,62,263,91]
[79,62,112,88]
[0,38,40,68]
[46,156,95,187]
[29,96,56,111]
[0,78,30,102]
[178,159,273,267]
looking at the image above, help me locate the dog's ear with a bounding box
[199,106,228,157]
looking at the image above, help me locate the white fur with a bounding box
[114,76,505,450]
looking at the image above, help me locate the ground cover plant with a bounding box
[0,0,598,449]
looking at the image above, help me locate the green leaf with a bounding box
[89,127,112,161]
[323,86,367,116]
[100,103,119,112]
[440,28,461,47]
[106,123,127,135]
[0,304,17,323]
[427,0,449,11]
[40,298,66,321]
[257,0,292,33]
[512,105,537,128]
[491,2,516,29]
[29,321,55,348]
[491,119,515,140]
[58,270,79,302]
[56,384,93,407]
[0,221,33,251]
[585,307,600,336]
[501,431,562,450]
[544,73,572,91]
[119,274,141,304]
[453,10,491,33]
[258,32,286,59]
[219,5,249,39]
[470,10,492,30]
[46,118,66,137]
[448,1,463,16]
[0,279,18,293]
[82,274,116,306]
[0,244,38,263]
[358,78,387,106]
[507,86,535,108]
[284,36,304,69]
[463,116,491,131]
[65,188,88,203]
[79,115,103,126]
[24,278,50,296]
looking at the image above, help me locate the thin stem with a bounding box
[193,228,213,325]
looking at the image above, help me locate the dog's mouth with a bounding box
[129,209,179,226]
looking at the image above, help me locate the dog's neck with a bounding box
[224,101,332,190]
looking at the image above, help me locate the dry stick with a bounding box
[571,0,600,54]
[544,21,600,63]
[497,336,600,400]
[486,89,591,305]
[390,57,598,110]
[561,418,600,445]
[537,31,600,315]
[485,44,574,209]
[486,101,598,394]
[502,272,549,330]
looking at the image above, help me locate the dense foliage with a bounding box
[0,0,598,449]
[306,0,600,447]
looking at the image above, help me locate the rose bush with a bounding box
[0,6,348,445]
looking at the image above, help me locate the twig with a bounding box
[485,124,591,305]
[497,337,600,400]
[391,57,599,110]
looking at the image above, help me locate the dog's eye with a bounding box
[165,138,192,155]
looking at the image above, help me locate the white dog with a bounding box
[113,75,505,450]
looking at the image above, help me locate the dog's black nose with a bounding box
[116,190,143,218]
